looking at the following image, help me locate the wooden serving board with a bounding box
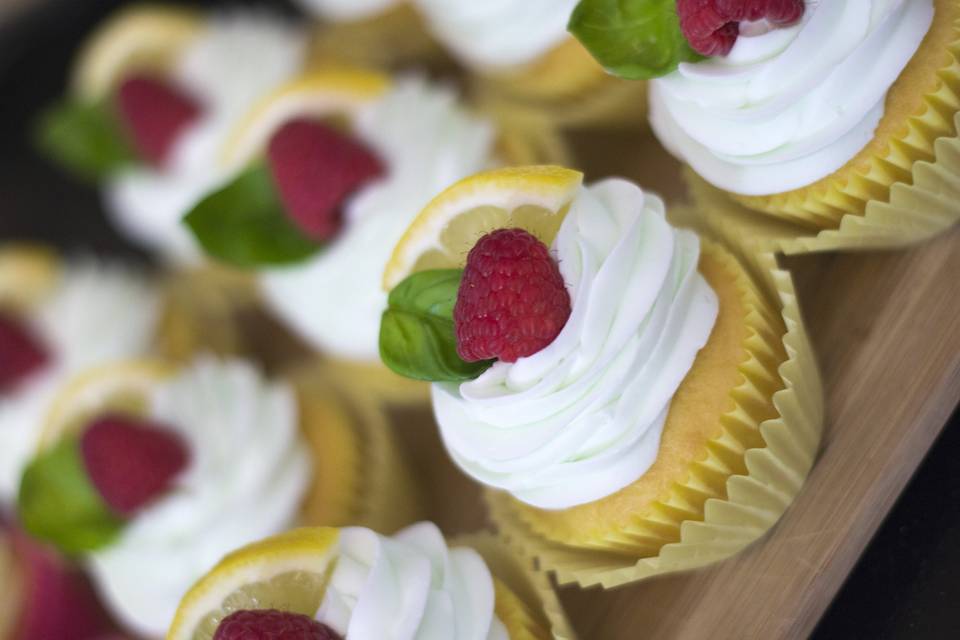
[391,131,960,639]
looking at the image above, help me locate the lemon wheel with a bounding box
[382,165,583,290]
[71,5,203,101]
[38,360,173,451]
[167,527,339,640]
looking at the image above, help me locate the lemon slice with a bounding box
[167,527,340,640]
[38,360,174,451]
[72,5,204,101]
[219,69,390,170]
[382,165,583,290]
[0,245,60,310]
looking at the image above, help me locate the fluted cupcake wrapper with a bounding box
[470,38,648,130]
[291,364,425,534]
[0,531,22,639]
[713,0,960,248]
[453,532,576,640]
[485,223,823,589]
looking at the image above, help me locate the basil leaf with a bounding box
[183,164,322,268]
[34,98,136,181]
[18,437,124,555]
[380,269,493,382]
[568,0,704,80]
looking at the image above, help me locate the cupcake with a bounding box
[0,245,159,509]
[167,522,571,639]
[182,68,567,403]
[415,0,647,129]
[16,356,420,638]
[39,5,311,265]
[297,0,443,70]
[645,0,960,248]
[378,165,822,586]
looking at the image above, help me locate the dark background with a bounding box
[1,1,958,637]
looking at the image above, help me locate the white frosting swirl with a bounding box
[433,180,718,509]
[105,11,307,264]
[259,77,495,362]
[295,0,401,21]
[415,0,580,68]
[649,0,934,195]
[0,260,158,505]
[88,358,311,638]
[316,522,507,640]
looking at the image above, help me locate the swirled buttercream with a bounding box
[316,522,507,639]
[0,261,158,504]
[87,358,311,638]
[259,77,495,362]
[415,0,579,69]
[649,0,934,195]
[433,179,718,509]
[105,12,307,263]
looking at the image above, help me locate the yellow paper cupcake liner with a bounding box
[471,37,648,130]
[305,4,446,71]
[319,358,431,407]
[454,532,576,640]
[0,532,22,640]
[718,0,960,248]
[486,228,823,588]
[290,364,425,534]
[154,265,259,362]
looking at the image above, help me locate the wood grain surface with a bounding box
[391,132,960,639]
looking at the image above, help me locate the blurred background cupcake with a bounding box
[168,522,570,639]
[182,67,567,405]
[15,356,421,638]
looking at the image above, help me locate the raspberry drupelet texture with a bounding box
[267,118,385,242]
[454,228,571,364]
[80,415,189,517]
[115,74,202,168]
[0,312,49,393]
[677,0,805,57]
[213,609,342,640]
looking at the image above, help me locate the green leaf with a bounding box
[183,164,322,268]
[568,0,704,80]
[380,269,494,382]
[34,98,136,181]
[18,437,124,555]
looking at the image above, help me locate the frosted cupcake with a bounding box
[415,0,647,128]
[378,165,821,585]
[644,0,960,244]
[168,522,570,640]
[39,5,311,264]
[183,68,566,402]
[0,245,159,508]
[16,357,420,638]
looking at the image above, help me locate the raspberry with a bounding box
[454,228,571,364]
[11,528,113,640]
[267,118,385,242]
[80,415,189,517]
[115,74,202,168]
[213,610,342,640]
[0,312,49,393]
[677,0,804,57]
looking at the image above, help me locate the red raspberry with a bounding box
[0,312,49,393]
[213,609,342,640]
[267,118,385,242]
[115,74,202,168]
[10,527,114,640]
[454,228,571,364]
[80,415,189,517]
[677,0,804,57]
[716,0,805,23]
